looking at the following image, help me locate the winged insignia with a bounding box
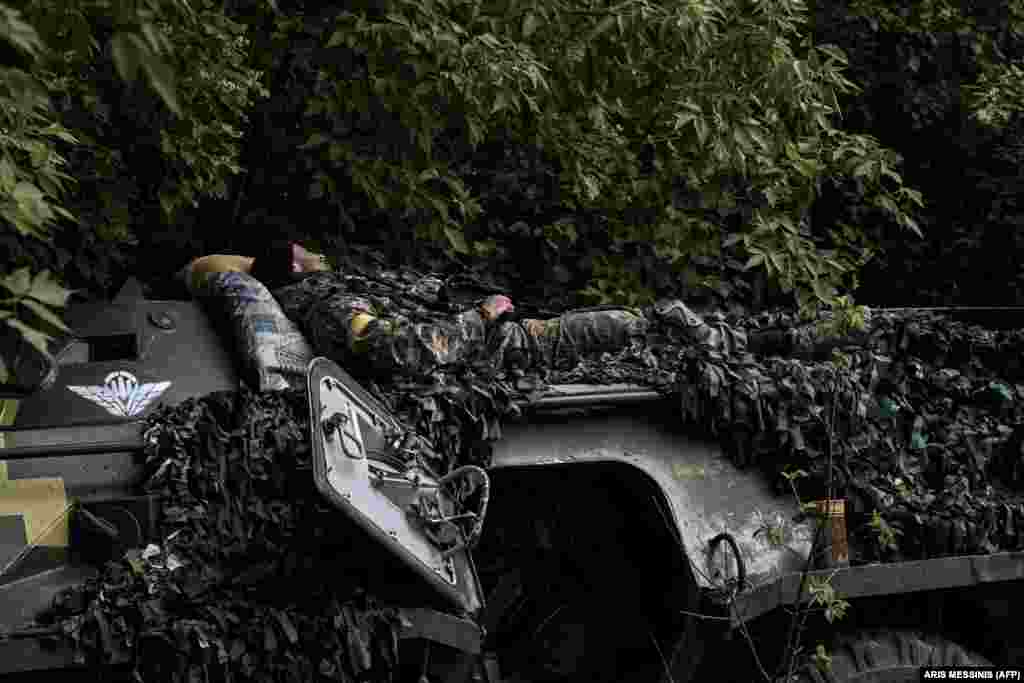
[67,371,172,417]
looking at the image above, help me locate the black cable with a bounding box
[706,532,747,595]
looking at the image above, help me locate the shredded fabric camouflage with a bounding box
[195,266,1024,567]
[49,389,406,683]
[45,262,1024,683]
[652,311,1024,564]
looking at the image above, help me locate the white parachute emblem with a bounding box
[67,371,172,417]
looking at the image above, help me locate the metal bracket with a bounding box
[397,607,483,655]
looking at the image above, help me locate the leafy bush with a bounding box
[0,0,267,381]
[0,4,79,381]
[812,0,1024,306]
[240,0,924,314]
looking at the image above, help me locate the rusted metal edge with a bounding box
[728,551,1024,626]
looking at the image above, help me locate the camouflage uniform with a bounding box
[270,271,750,376]
[271,272,489,377]
[517,301,748,370]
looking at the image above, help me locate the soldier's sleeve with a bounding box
[649,300,747,354]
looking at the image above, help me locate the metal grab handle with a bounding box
[438,465,491,551]
[322,411,363,459]
[706,532,747,595]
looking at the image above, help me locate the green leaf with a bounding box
[140,22,168,56]
[522,13,540,39]
[110,32,144,83]
[273,610,299,644]
[0,157,15,191]
[472,239,497,257]
[586,16,616,43]
[747,127,768,151]
[40,123,79,145]
[5,318,53,359]
[723,233,743,248]
[817,44,848,65]
[1,267,32,297]
[852,160,874,179]
[264,622,278,652]
[20,299,69,333]
[12,181,43,207]
[427,196,450,222]
[743,254,764,270]
[812,278,834,302]
[444,226,469,254]
[52,206,76,223]
[491,90,512,114]
[302,133,328,149]
[0,5,45,58]
[901,214,923,238]
[813,643,833,672]
[694,118,708,144]
[327,28,347,48]
[673,113,695,131]
[478,33,500,48]
[27,270,72,308]
[141,53,181,117]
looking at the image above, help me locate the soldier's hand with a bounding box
[479,295,514,323]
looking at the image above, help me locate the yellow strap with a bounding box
[351,313,376,337]
[0,398,17,482]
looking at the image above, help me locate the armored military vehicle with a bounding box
[0,278,1015,682]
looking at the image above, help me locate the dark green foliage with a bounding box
[230,0,926,316]
[0,0,268,382]
[811,0,1024,306]
[7,0,1024,382]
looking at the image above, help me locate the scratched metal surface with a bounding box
[489,402,813,591]
[10,281,238,433]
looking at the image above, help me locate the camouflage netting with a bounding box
[41,267,1024,680]
[48,389,405,682]
[45,363,518,682]
[552,308,1024,564]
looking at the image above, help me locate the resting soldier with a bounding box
[183,241,806,379]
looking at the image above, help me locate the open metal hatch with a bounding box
[307,357,483,615]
